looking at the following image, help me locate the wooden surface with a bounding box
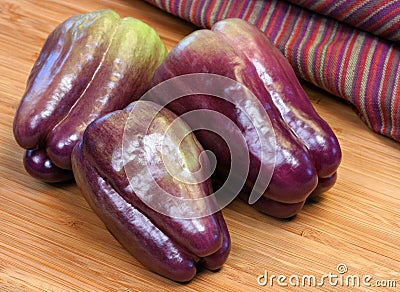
[1,0,399,291]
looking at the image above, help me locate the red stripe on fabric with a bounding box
[350,0,392,25]
[259,1,281,42]
[322,28,338,93]
[343,2,371,22]
[380,47,397,135]
[341,1,367,21]
[190,0,202,24]
[273,1,293,45]
[312,20,335,88]
[321,24,340,92]
[353,38,374,116]
[392,78,400,139]
[234,0,248,18]
[339,33,358,101]
[328,27,353,95]
[312,0,334,13]
[243,0,257,21]
[364,42,384,129]
[225,0,239,19]
[158,0,169,11]
[366,6,400,33]
[168,0,175,13]
[391,51,400,139]
[215,0,228,22]
[382,50,396,97]
[301,19,322,83]
[198,0,209,27]
[380,21,400,41]
[254,1,273,29]
[284,9,307,66]
[333,29,355,95]
[178,0,185,16]
[204,0,217,27]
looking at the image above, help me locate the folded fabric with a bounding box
[144,0,400,142]
[285,0,400,43]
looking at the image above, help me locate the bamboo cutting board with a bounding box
[1,0,400,291]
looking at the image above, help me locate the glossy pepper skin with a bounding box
[71,100,230,282]
[13,10,168,182]
[151,19,341,218]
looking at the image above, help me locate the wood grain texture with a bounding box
[1,0,399,291]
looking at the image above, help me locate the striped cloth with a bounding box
[285,0,400,43]
[144,0,400,142]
